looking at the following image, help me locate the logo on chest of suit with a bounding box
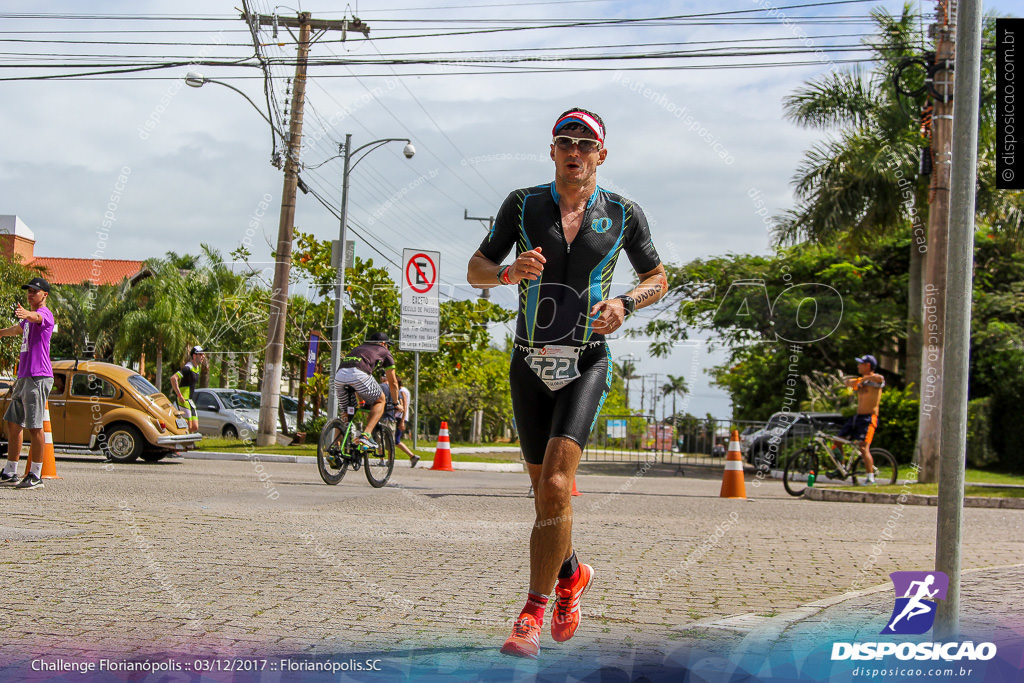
[591,217,612,233]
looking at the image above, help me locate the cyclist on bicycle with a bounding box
[334,332,399,450]
[837,354,884,484]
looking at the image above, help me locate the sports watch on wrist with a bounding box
[615,294,636,317]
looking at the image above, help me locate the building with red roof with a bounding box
[0,215,148,286]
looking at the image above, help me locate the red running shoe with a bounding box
[551,563,594,642]
[500,613,541,659]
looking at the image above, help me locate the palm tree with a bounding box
[49,283,130,360]
[619,358,640,411]
[778,5,928,387]
[661,374,688,426]
[116,256,203,392]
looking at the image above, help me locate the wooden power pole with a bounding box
[915,0,956,482]
[251,11,370,446]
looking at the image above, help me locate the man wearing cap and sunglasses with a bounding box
[334,332,401,451]
[0,277,55,489]
[170,346,207,434]
[837,354,886,484]
[467,108,668,658]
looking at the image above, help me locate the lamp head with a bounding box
[184,71,206,88]
[403,142,416,159]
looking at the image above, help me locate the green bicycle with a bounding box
[316,387,395,488]
[782,412,898,497]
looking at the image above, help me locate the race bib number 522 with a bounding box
[525,345,581,391]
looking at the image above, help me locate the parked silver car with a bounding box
[193,389,260,439]
[193,389,298,439]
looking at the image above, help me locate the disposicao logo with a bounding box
[882,570,949,635]
[831,570,997,662]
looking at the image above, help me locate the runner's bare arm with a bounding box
[588,264,668,334]
[626,264,669,310]
[0,324,21,337]
[467,248,546,289]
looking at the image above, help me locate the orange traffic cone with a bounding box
[430,421,453,471]
[22,402,60,480]
[41,401,60,479]
[571,477,581,496]
[719,429,745,499]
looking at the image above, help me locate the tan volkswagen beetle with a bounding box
[0,360,201,463]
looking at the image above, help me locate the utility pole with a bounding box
[915,0,956,482]
[464,209,495,299]
[935,0,982,640]
[250,11,370,446]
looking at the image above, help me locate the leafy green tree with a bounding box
[417,345,512,441]
[288,231,514,417]
[0,255,46,374]
[777,5,1024,477]
[642,238,908,421]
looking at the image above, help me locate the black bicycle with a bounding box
[782,412,898,496]
[316,387,395,488]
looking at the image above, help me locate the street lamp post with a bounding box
[184,72,286,143]
[326,134,416,421]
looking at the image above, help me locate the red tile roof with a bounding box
[29,257,146,286]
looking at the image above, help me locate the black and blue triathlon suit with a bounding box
[478,182,661,464]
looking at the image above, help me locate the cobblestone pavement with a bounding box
[1,458,1022,677]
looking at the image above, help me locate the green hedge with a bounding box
[876,386,918,464]
[990,383,1024,474]
[300,415,328,437]
[966,398,998,468]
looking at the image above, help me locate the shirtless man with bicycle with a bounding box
[837,354,884,485]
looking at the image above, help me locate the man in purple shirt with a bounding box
[0,277,55,489]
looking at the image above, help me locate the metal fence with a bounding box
[582,415,766,468]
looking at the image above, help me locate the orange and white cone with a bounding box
[40,402,60,479]
[22,402,60,479]
[719,429,745,499]
[571,477,581,496]
[430,421,453,471]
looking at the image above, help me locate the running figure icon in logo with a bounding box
[881,571,950,635]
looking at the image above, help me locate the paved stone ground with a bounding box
[1,458,1022,679]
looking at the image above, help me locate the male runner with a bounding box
[838,354,884,484]
[170,346,207,433]
[334,332,399,450]
[467,108,667,658]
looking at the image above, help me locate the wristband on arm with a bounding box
[498,265,513,285]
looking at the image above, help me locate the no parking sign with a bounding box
[400,249,440,352]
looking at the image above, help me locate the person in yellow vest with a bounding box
[170,346,207,433]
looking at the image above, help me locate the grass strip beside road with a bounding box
[193,437,521,463]
[834,482,1024,498]
[819,467,1024,498]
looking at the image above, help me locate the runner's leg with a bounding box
[527,436,582,595]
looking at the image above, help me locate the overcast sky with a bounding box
[2,0,1016,418]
